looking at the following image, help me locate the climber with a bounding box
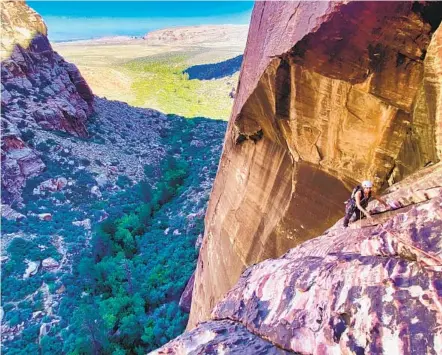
[343,180,388,228]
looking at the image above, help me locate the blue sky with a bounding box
[28,1,254,42]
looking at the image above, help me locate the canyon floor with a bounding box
[1,97,227,353]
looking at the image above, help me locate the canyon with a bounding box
[2,0,442,354]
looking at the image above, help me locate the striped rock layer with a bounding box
[189,1,442,328]
[155,163,442,354]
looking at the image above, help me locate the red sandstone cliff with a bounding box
[188,0,442,330]
[154,159,442,355]
[1,0,94,203]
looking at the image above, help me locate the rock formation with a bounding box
[152,319,292,355]
[179,272,196,313]
[155,161,442,354]
[1,0,94,203]
[143,25,249,47]
[188,1,442,328]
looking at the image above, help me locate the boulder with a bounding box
[91,185,102,198]
[37,213,52,221]
[95,174,108,188]
[72,218,91,230]
[41,257,59,270]
[1,204,25,221]
[1,136,45,204]
[38,177,68,192]
[23,260,40,279]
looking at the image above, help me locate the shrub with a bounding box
[116,175,132,189]
[80,158,91,166]
[138,181,153,203]
[21,130,35,143]
[36,141,51,152]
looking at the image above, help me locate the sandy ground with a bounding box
[53,25,248,112]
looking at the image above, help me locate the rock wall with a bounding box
[1,0,94,203]
[188,1,442,328]
[156,162,442,354]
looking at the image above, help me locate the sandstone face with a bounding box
[212,164,442,354]
[161,163,442,354]
[1,0,94,203]
[189,1,442,328]
[425,23,442,159]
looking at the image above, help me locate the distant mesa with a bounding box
[54,35,140,45]
[55,25,249,47]
[184,55,243,80]
[143,25,248,46]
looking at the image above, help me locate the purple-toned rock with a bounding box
[42,257,59,270]
[150,320,292,355]
[1,135,45,203]
[36,177,68,193]
[1,1,94,203]
[1,204,25,221]
[179,272,195,313]
[210,164,442,354]
[159,164,442,354]
[1,32,93,136]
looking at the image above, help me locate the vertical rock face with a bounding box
[1,0,94,203]
[188,1,442,328]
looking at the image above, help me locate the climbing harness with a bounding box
[344,186,372,225]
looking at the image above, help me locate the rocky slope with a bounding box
[1,1,228,352]
[1,0,94,204]
[1,97,226,351]
[154,162,442,354]
[188,1,442,327]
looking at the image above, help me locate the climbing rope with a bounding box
[359,201,442,267]
[385,229,442,267]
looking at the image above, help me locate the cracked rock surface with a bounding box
[189,1,442,327]
[157,163,442,354]
[150,319,292,355]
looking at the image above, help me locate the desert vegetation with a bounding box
[1,101,226,354]
[53,37,244,120]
